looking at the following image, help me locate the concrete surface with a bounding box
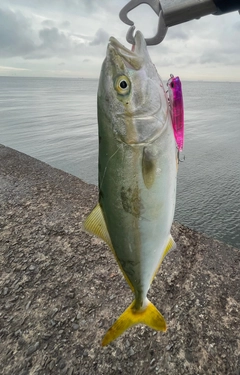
[0,144,239,375]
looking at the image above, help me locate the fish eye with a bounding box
[120,80,127,89]
[115,75,131,96]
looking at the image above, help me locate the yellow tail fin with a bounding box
[102,299,166,346]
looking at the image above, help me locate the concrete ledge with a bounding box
[0,144,239,375]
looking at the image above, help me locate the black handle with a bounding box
[213,0,240,14]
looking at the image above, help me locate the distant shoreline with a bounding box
[1,75,239,83]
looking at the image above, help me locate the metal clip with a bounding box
[119,0,168,45]
[177,149,185,164]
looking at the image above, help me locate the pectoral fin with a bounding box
[83,203,134,291]
[142,146,157,189]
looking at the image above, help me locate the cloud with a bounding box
[0,65,29,71]
[39,27,69,49]
[0,1,239,80]
[60,0,113,14]
[199,46,240,66]
[167,27,189,41]
[0,7,111,61]
[27,27,86,59]
[0,8,87,59]
[1,0,114,15]
[89,28,109,46]
[73,33,92,42]
[234,21,240,30]
[0,8,35,58]
[60,20,71,29]
[41,19,55,27]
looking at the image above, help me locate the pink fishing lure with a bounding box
[167,75,184,151]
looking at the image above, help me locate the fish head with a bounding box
[98,31,169,145]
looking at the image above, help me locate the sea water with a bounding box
[0,76,240,248]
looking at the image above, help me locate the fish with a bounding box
[84,31,177,346]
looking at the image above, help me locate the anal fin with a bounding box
[152,235,176,282]
[162,235,176,261]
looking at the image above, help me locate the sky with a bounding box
[0,0,240,81]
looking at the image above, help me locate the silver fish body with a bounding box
[84,31,177,346]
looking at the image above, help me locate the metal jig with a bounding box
[167,74,184,152]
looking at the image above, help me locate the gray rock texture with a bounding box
[0,144,239,375]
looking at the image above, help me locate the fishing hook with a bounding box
[177,149,185,164]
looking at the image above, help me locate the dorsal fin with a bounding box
[83,204,134,291]
[83,203,112,248]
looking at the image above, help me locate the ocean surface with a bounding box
[0,76,240,249]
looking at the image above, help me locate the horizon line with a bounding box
[0,75,240,83]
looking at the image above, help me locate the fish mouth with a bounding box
[108,32,146,70]
[109,36,135,57]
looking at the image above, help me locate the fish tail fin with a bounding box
[102,299,166,346]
